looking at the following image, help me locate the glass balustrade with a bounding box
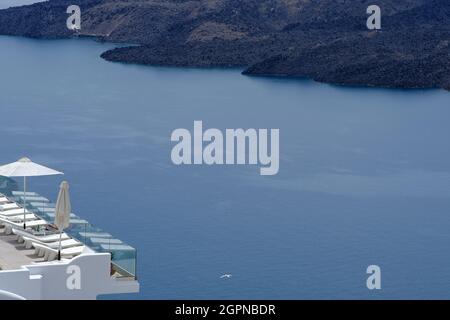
[4,190,137,280]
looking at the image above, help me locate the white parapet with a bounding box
[0,253,139,300]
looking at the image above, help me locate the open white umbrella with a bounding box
[0,157,63,228]
[55,181,71,260]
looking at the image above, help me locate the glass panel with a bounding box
[2,187,137,279]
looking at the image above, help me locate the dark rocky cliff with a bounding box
[1,0,449,90]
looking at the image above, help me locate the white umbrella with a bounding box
[55,181,71,260]
[0,157,63,228]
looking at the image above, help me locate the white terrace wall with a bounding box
[0,253,139,300]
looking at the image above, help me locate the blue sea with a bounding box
[1,32,450,299]
[0,0,46,9]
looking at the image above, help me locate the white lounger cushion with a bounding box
[12,228,70,243]
[78,232,112,238]
[15,196,49,202]
[44,212,77,218]
[0,213,37,222]
[0,203,20,210]
[100,244,134,251]
[14,220,47,227]
[0,215,40,226]
[32,242,85,261]
[44,239,82,250]
[0,208,31,216]
[0,197,11,204]
[69,219,89,224]
[23,236,81,250]
[0,217,48,234]
[89,237,123,244]
[11,191,38,197]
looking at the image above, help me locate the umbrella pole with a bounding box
[58,230,62,260]
[23,176,26,229]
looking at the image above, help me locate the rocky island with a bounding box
[0,0,449,90]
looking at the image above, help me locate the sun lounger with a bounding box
[89,237,123,245]
[31,242,86,261]
[14,196,49,203]
[28,202,54,208]
[12,191,38,197]
[23,236,82,250]
[0,214,39,225]
[0,208,30,216]
[69,219,89,225]
[0,203,20,211]
[99,244,135,252]
[0,213,37,222]
[36,207,55,213]
[12,228,70,244]
[78,232,112,238]
[0,197,11,204]
[43,212,77,218]
[0,217,48,235]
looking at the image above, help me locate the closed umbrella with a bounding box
[55,181,71,260]
[0,157,63,228]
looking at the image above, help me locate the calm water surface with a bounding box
[0,0,46,9]
[1,35,450,299]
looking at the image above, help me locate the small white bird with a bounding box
[220,274,232,279]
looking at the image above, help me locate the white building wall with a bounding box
[0,269,41,299]
[0,253,139,300]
